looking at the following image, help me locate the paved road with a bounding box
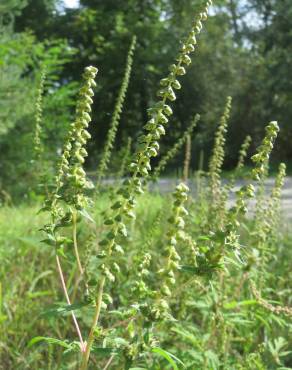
[102,177,292,219]
[149,177,292,220]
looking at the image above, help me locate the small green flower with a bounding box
[153,183,190,320]
[97,37,136,184]
[33,67,46,159]
[236,135,252,173]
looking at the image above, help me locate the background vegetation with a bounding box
[1,0,292,198]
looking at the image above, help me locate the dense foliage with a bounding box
[1,0,292,197]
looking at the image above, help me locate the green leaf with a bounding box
[111,201,123,209]
[40,238,56,247]
[28,336,72,349]
[152,347,185,369]
[179,264,219,275]
[41,301,91,317]
[90,346,120,356]
[104,218,114,225]
[223,300,258,310]
[78,208,95,223]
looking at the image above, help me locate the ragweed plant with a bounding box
[209,96,232,206]
[228,122,279,239]
[33,67,46,160]
[152,114,200,180]
[249,162,286,294]
[218,135,252,227]
[40,66,98,353]
[235,135,252,173]
[251,121,279,182]
[251,121,280,249]
[80,2,213,367]
[51,67,98,202]
[253,162,286,252]
[96,36,136,185]
[153,183,190,320]
[200,122,279,275]
[118,184,192,368]
[183,134,192,182]
[222,122,281,301]
[250,280,292,317]
[31,67,51,196]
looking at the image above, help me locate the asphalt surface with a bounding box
[149,177,292,221]
[101,177,292,220]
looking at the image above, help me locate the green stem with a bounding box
[80,276,106,370]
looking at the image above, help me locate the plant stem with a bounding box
[80,276,105,369]
[73,210,84,275]
[103,355,114,370]
[56,255,85,352]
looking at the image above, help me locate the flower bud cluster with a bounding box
[130,3,211,181]
[252,121,280,240]
[209,96,232,201]
[66,66,98,208]
[271,163,286,200]
[33,68,46,159]
[227,122,280,247]
[41,66,97,253]
[54,66,98,210]
[250,280,292,317]
[132,253,152,299]
[251,121,279,182]
[153,183,189,319]
[235,135,252,172]
[97,37,136,184]
[97,2,212,289]
[132,210,161,300]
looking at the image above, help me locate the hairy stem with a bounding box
[55,255,85,352]
[73,210,84,276]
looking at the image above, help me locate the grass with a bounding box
[0,194,165,369]
[0,191,291,369]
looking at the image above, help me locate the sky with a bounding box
[63,0,79,8]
